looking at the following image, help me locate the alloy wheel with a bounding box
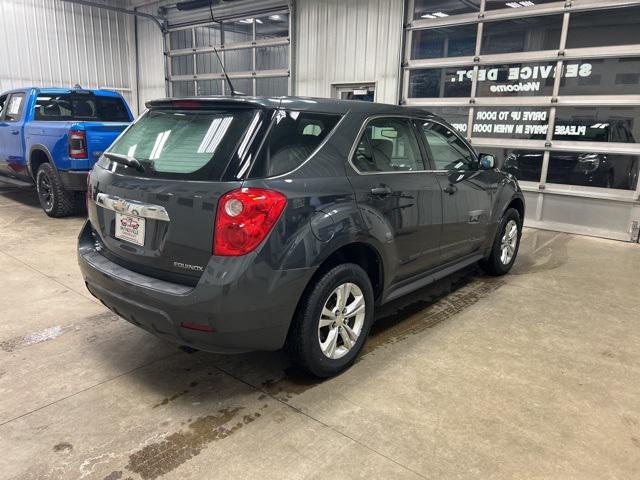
[38,173,53,210]
[500,219,518,265]
[318,282,366,360]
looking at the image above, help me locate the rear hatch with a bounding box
[87,102,269,285]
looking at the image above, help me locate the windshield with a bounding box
[35,93,130,122]
[106,108,259,179]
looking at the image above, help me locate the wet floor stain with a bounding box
[511,233,570,275]
[103,470,123,480]
[260,268,503,401]
[152,382,200,409]
[53,442,73,453]
[125,406,263,480]
[0,312,118,353]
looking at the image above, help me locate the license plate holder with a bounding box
[115,213,146,246]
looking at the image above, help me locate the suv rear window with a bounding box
[249,110,342,177]
[106,108,259,179]
[35,93,130,122]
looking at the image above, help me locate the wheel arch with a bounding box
[28,144,57,181]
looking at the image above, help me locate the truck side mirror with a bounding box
[479,153,496,170]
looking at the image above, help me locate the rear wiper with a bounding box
[104,152,145,172]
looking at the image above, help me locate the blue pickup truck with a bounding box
[0,87,133,217]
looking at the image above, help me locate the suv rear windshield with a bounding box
[35,93,130,122]
[106,108,258,179]
[249,110,342,177]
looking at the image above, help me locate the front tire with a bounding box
[286,263,374,378]
[481,207,522,276]
[36,163,76,218]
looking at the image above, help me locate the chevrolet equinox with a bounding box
[78,96,524,377]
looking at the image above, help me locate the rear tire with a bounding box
[481,208,522,276]
[286,263,374,378]
[36,163,76,218]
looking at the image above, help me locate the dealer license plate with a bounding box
[115,213,146,246]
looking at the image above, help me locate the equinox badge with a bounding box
[173,261,204,272]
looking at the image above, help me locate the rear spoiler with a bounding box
[146,97,281,111]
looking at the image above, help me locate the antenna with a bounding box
[209,0,238,96]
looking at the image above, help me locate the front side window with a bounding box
[5,93,26,122]
[352,118,424,173]
[249,110,341,177]
[421,122,477,171]
[34,93,130,122]
[107,108,259,179]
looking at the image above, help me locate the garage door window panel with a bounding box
[411,25,477,60]
[481,15,563,55]
[559,58,640,96]
[566,6,640,49]
[547,151,639,191]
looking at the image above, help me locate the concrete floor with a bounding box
[0,182,639,480]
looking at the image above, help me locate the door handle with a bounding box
[10,130,19,135]
[443,184,457,195]
[370,184,393,196]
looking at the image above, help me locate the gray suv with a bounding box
[78,96,524,377]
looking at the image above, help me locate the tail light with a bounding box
[214,188,286,256]
[69,130,88,159]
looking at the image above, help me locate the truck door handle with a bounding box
[443,184,457,195]
[10,130,19,135]
[370,185,393,196]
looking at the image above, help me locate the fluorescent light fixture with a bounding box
[421,11,449,18]
[269,14,282,21]
[506,1,535,7]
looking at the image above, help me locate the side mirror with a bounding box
[479,153,496,170]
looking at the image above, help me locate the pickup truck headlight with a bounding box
[577,153,601,173]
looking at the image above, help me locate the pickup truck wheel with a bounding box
[286,263,374,378]
[36,163,76,218]
[481,208,522,276]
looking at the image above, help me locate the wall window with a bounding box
[559,58,640,96]
[414,0,479,19]
[547,151,639,190]
[484,0,558,11]
[475,62,556,97]
[427,107,470,134]
[409,68,473,98]
[481,15,562,55]
[411,25,477,60]
[487,147,544,183]
[566,6,640,49]
[168,10,290,97]
[472,107,550,139]
[554,107,640,144]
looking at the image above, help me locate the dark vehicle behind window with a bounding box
[35,93,130,122]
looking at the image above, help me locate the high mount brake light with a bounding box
[171,100,202,109]
[69,130,88,159]
[214,188,287,256]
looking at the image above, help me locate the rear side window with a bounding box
[5,93,26,122]
[107,108,259,179]
[249,110,342,177]
[34,93,130,122]
[0,95,6,119]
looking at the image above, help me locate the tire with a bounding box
[481,208,522,276]
[36,163,76,218]
[286,263,374,378]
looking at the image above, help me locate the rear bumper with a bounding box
[77,221,314,353]
[59,170,88,191]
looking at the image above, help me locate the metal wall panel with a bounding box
[294,0,404,104]
[134,1,167,112]
[0,0,137,111]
